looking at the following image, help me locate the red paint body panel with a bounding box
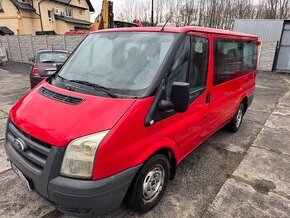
[10,83,136,147]
[9,26,259,181]
[93,97,179,179]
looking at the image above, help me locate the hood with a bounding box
[10,83,136,147]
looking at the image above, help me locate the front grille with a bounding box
[38,86,84,105]
[6,122,52,174]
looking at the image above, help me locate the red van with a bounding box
[5,27,258,216]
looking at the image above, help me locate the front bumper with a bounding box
[5,121,141,216]
[48,166,140,216]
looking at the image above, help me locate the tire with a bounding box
[126,154,170,213]
[227,103,245,132]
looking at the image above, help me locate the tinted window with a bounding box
[243,41,257,72]
[189,36,209,91]
[214,40,257,85]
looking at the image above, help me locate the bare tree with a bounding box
[115,0,290,29]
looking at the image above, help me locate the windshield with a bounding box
[38,52,69,63]
[57,32,178,97]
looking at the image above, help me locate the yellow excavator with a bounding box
[91,0,142,31]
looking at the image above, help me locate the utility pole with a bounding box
[151,0,154,26]
[196,0,202,26]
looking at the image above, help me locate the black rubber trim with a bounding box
[248,94,254,107]
[49,165,141,196]
[48,165,142,216]
[38,86,84,105]
[4,120,65,198]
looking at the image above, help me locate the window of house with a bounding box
[54,8,60,15]
[78,0,81,4]
[214,39,257,85]
[48,10,53,22]
[22,0,33,5]
[189,36,209,92]
[79,10,83,15]
[0,0,4,12]
[65,7,73,17]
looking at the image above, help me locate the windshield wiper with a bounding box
[49,73,66,81]
[55,74,66,80]
[69,80,118,98]
[42,60,56,63]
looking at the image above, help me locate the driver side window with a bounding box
[165,36,190,98]
[165,35,208,100]
[189,36,209,92]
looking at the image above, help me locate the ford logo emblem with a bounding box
[13,139,27,152]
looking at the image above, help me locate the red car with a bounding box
[5,27,258,216]
[30,50,69,88]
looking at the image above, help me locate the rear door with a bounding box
[207,35,257,133]
[208,36,241,132]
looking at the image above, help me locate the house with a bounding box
[0,0,94,35]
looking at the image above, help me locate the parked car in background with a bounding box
[29,50,69,88]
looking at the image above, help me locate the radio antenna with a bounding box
[161,0,185,31]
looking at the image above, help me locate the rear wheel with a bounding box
[126,154,170,213]
[227,103,245,132]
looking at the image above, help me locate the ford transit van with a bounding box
[5,26,258,216]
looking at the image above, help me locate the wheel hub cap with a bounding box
[236,108,243,127]
[142,164,165,203]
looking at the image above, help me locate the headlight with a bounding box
[60,130,109,179]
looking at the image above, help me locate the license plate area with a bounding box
[11,162,33,191]
[46,70,56,75]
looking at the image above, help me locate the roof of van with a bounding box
[96,26,258,39]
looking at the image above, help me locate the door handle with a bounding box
[206,93,211,104]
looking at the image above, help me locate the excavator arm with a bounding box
[91,0,114,31]
[91,0,142,31]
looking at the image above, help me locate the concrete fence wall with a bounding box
[0,35,86,64]
[258,41,278,72]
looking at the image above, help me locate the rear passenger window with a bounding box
[189,36,209,91]
[243,41,257,72]
[214,39,257,85]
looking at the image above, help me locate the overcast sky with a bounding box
[90,0,127,21]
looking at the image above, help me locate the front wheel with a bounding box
[227,103,245,132]
[126,154,170,213]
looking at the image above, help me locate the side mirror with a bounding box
[28,57,34,62]
[171,82,190,112]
